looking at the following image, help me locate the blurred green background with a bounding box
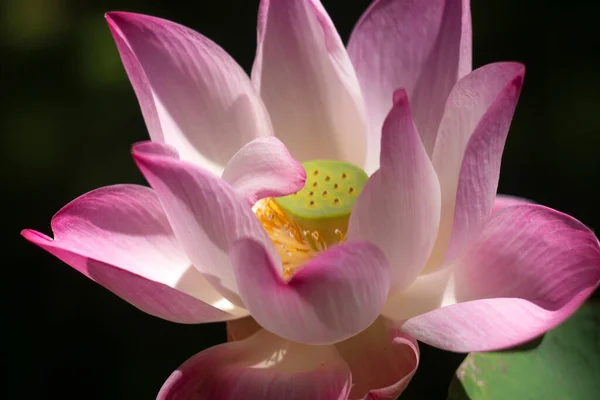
[3,0,599,398]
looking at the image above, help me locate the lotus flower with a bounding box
[23,0,600,399]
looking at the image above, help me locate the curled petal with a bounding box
[107,12,272,175]
[132,142,277,306]
[230,238,390,345]
[221,137,306,204]
[348,0,472,172]
[22,185,245,323]
[402,205,600,352]
[158,329,352,400]
[349,90,441,290]
[336,318,419,400]
[427,62,525,271]
[252,0,367,167]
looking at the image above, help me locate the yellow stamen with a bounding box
[253,198,346,279]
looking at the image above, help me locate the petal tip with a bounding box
[104,11,130,29]
[506,62,526,91]
[131,141,179,162]
[512,70,525,91]
[105,12,121,35]
[21,229,50,243]
[392,88,409,106]
[512,61,526,74]
[499,61,526,83]
[104,11,138,25]
[296,161,307,183]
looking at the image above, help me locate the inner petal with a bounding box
[254,160,368,279]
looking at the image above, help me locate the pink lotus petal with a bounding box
[132,142,277,307]
[402,205,600,352]
[230,238,390,345]
[158,329,352,400]
[22,185,243,323]
[348,0,472,173]
[348,90,441,290]
[336,318,419,400]
[221,137,306,204]
[428,62,525,270]
[381,268,453,322]
[252,0,367,167]
[492,194,533,215]
[106,12,272,176]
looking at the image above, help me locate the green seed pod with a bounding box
[273,160,368,246]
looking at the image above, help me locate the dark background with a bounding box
[4,0,599,398]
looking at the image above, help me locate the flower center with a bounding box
[253,160,368,279]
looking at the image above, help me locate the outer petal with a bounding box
[106,12,273,175]
[426,62,525,271]
[132,142,277,307]
[158,329,352,400]
[348,90,441,290]
[252,0,367,167]
[335,318,419,400]
[221,137,306,204]
[230,238,390,345]
[348,0,472,172]
[402,205,600,352]
[492,194,533,215]
[22,185,245,323]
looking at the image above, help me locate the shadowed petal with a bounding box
[22,185,246,322]
[252,0,367,167]
[348,90,441,290]
[402,205,600,351]
[132,142,277,307]
[221,137,306,204]
[348,0,472,173]
[381,268,454,322]
[226,317,262,342]
[336,318,419,399]
[106,12,273,175]
[158,329,352,400]
[230,238,390,345]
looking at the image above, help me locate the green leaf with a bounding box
[447,301,600,400]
